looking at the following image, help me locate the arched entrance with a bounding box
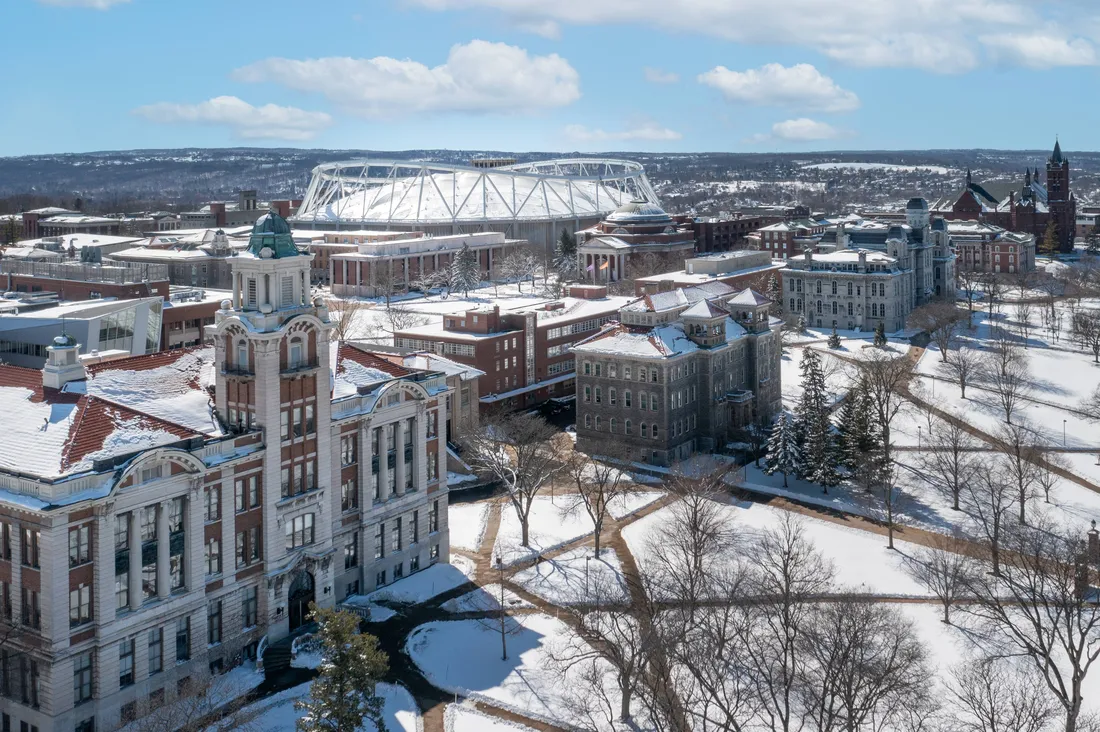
[287,570,315,632]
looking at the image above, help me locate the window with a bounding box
[394,562,404,580]
[345,532,359,570]
[430,544,440,561]
[69,585,91,627]
[116,570,129,611]
[594,387,602,404]
[121,702,137,725]
[376,570,386,587]
[625,419,633,435]
[288,337,304,370]
[148,628,163,675]
[595,363,602,378]
[205,538,221,576]
[236,528,261,568]
[584,414,591,429]
[204,486,220,522]
[375,523,384,559]
[430,500,440,533]
[610,388,617,406]
[640,392,648,410]
[67,524,91,567]
[21,588,39,629]
[342,476,359,511]
[341,435,357,466]
[624,390,631,408]
[412,510,420,544]
[305,404,315,435]
[285,514,315,550]
[610,418,617,433]
[176,617,191,661]
[650,393,659,412]
[242,586,258,628]
[73,651,93,705]
[235,476,260,512]
[392,518,402,552]
[652,425,659,440]
[640,423,648,438]
[20,529,39,568]
[236,341,249,372]
[207,601,222,645]
[280,410,289,440]
[583,386,591,403]
[651,369,658,383]
[119,639,135,687]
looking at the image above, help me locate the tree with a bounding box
[1073,311,1100,363]
[1014,299,1034,345]
[958,269,983,329]
[1037,452,1067,504]
[764,412,802,488]
[1040,219,1060,258]
[409,267,449,296]
[946,345,984,399]
[909,302,963,362]
[464,410,562,547]
[985,338,1031,424]
[995,420,1043,525]
[449,243,481,297]
[858,349,912,463]
[960,517,1100,732]
[295,605,389,732]
[767,274,782,314]
[735,415,771,468]
[873,320,887,347]
[827,326,842,349]
[553,229,579,281]
[903,533,972,623]
[962,459,1014,576]
[326,297,369,342]
[922,414,977,511]
[500,248,540,293]
[982,273,1004,323]
[947,658,1059,732]
[563,446,635,557]
[796,349,837,490]
[124,668,263,732]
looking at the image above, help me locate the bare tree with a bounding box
[1073,311,1100,363]
[499,248,540,293]
[126,668,263,732]
[857,349,913,462]
[909,302,964,362]
[995,420,1043,525]
[960,516,1100,732]
[946,345,984,400]
[1014,299,1034,345]
[326,297,370,342]
[982,274,1005,324]
[903,533,973,624]
[962,459,1015,576]
[562,445,636,557]
[800,598,935,732]
[1037,452,1067,504]
[984,338,1031,424]
[922,414,977,511]
[463,410,563,547]
[409,267,449,296]
[958,269,983,329]
[947,657,1059,732]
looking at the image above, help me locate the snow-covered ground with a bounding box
[366,558,474,605]
[407,614,624,730]
[607,491,665,520]
[445,704,538,732]
[448,501,492,552]
[441,584,534,614]
[802,162,954,174]
[512,547,629,606]
[493,496,597,566]
[236,681,419,732]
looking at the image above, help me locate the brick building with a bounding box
[748,218,826,260]
[947,220,1036,275]
[0,260,170,302]
[676,214,769,253]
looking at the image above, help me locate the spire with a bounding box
[965,167,972,185]
[1025,167,1031,185]
[1051,137,1064,164]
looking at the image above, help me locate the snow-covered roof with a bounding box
[682,299,727,319]
[727,289,771,307]
[574,316,748,359]
[401,352,485,381]
[331,342,412,401]
[17,233,145,250]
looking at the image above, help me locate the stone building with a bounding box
[0,211,451,732]
[782,249,912,332]
[572,283,782,466]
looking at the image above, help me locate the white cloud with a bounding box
[402,0,1091,72]
[981,33,1097,68]
[133,96,332,141]
[37,0,129,7]
[698,63,859,112]
[644,67,679,85]
[564,123,682,143]
[748,118,846,144]
[513,18,561,39]
[232,40,580,118]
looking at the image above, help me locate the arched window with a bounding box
[816,301,822,314]
[288,336,304,370]
[650,393,659,412]
[595,416,602,431]
[831,281,837,295]
[848,302,853,316]
[651,369,658,383]
[609,418,617,433]
[640,423,648,438]
[625,419,633,435]
[584,414,591,429]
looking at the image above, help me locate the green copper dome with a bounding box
[247,211,301,258]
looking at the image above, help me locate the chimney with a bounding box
[42,334,86,390]
[858,250,868,271]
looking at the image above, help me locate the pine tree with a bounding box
[815,432,844,494]
[767,275,782,313]
[553,229,578,280]
[764,412,802,488]
[450,243,481,297]
[295,605,389,732]
[796,349,835,485]
[834,381,864,469]
[827,326,842,349]
[873,321,887,348]
[1040,220,1059,259]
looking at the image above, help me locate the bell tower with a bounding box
[1046,138,1076,253]
[207,208,336,639]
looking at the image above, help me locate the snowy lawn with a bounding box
[492,496,596,566]
[366,558,474,605]
[441,584,534,614]
[623,497,934,598]
[235,681,419,732]
[446,704,538,732]
[512,547,628,606]
[407,614,624,730]
[607,491,665,520]
[448,501,492,552]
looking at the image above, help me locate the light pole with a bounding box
[931,374,935,396]
[1064,419,1067,447]
[585,556,591,600]
[494,554,507,661]
[918,425,922,451]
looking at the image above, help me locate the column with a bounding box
[436,428,447,489]
[128,511,141,610]
[415,413,428,490]
[359,421,373,509]
[93,511,114,624]
[395,420,407,496]
[377,426,389,500]
[186,492,203,591]
[301,269,309,305]
[232,273,240,309]
[156,502,170,599]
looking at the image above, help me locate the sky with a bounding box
[3,0,1100,156]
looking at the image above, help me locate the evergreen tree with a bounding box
[816,431,844,494]
[873,321,887,348]
[764,412,802,488]
[857,380,883,453]
[827,326,842,349]
[835,379,867,469]
[1040,220,1059,258]
[766,275,782,313]
[553,229,579,280]
[796,349,836,485]
[450,243,481,297]
[296,605,389,732]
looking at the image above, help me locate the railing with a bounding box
[0,259,169,284]
[282,359,320,374]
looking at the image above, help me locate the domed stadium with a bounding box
[291,159,660,249]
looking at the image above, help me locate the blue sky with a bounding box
[3,0,1099,155]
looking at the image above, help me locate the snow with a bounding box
[492,496,597,566]
[512,547,629,606]
[441,584,535,614]
[802,162,953,175]
[446,704,538,732]
[407,614,623,730]
[340,595,398,622]
[366,559,473,605]
[448,501,491,552]
[235,681,419,732]
[607,491,665,519]
[447,471,479,487]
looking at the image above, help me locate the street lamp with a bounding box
[931,374,935,397]
[1064,419,1068,447]
[918,425,922,451]
[585,556,591,600]
[494,554,507,661]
